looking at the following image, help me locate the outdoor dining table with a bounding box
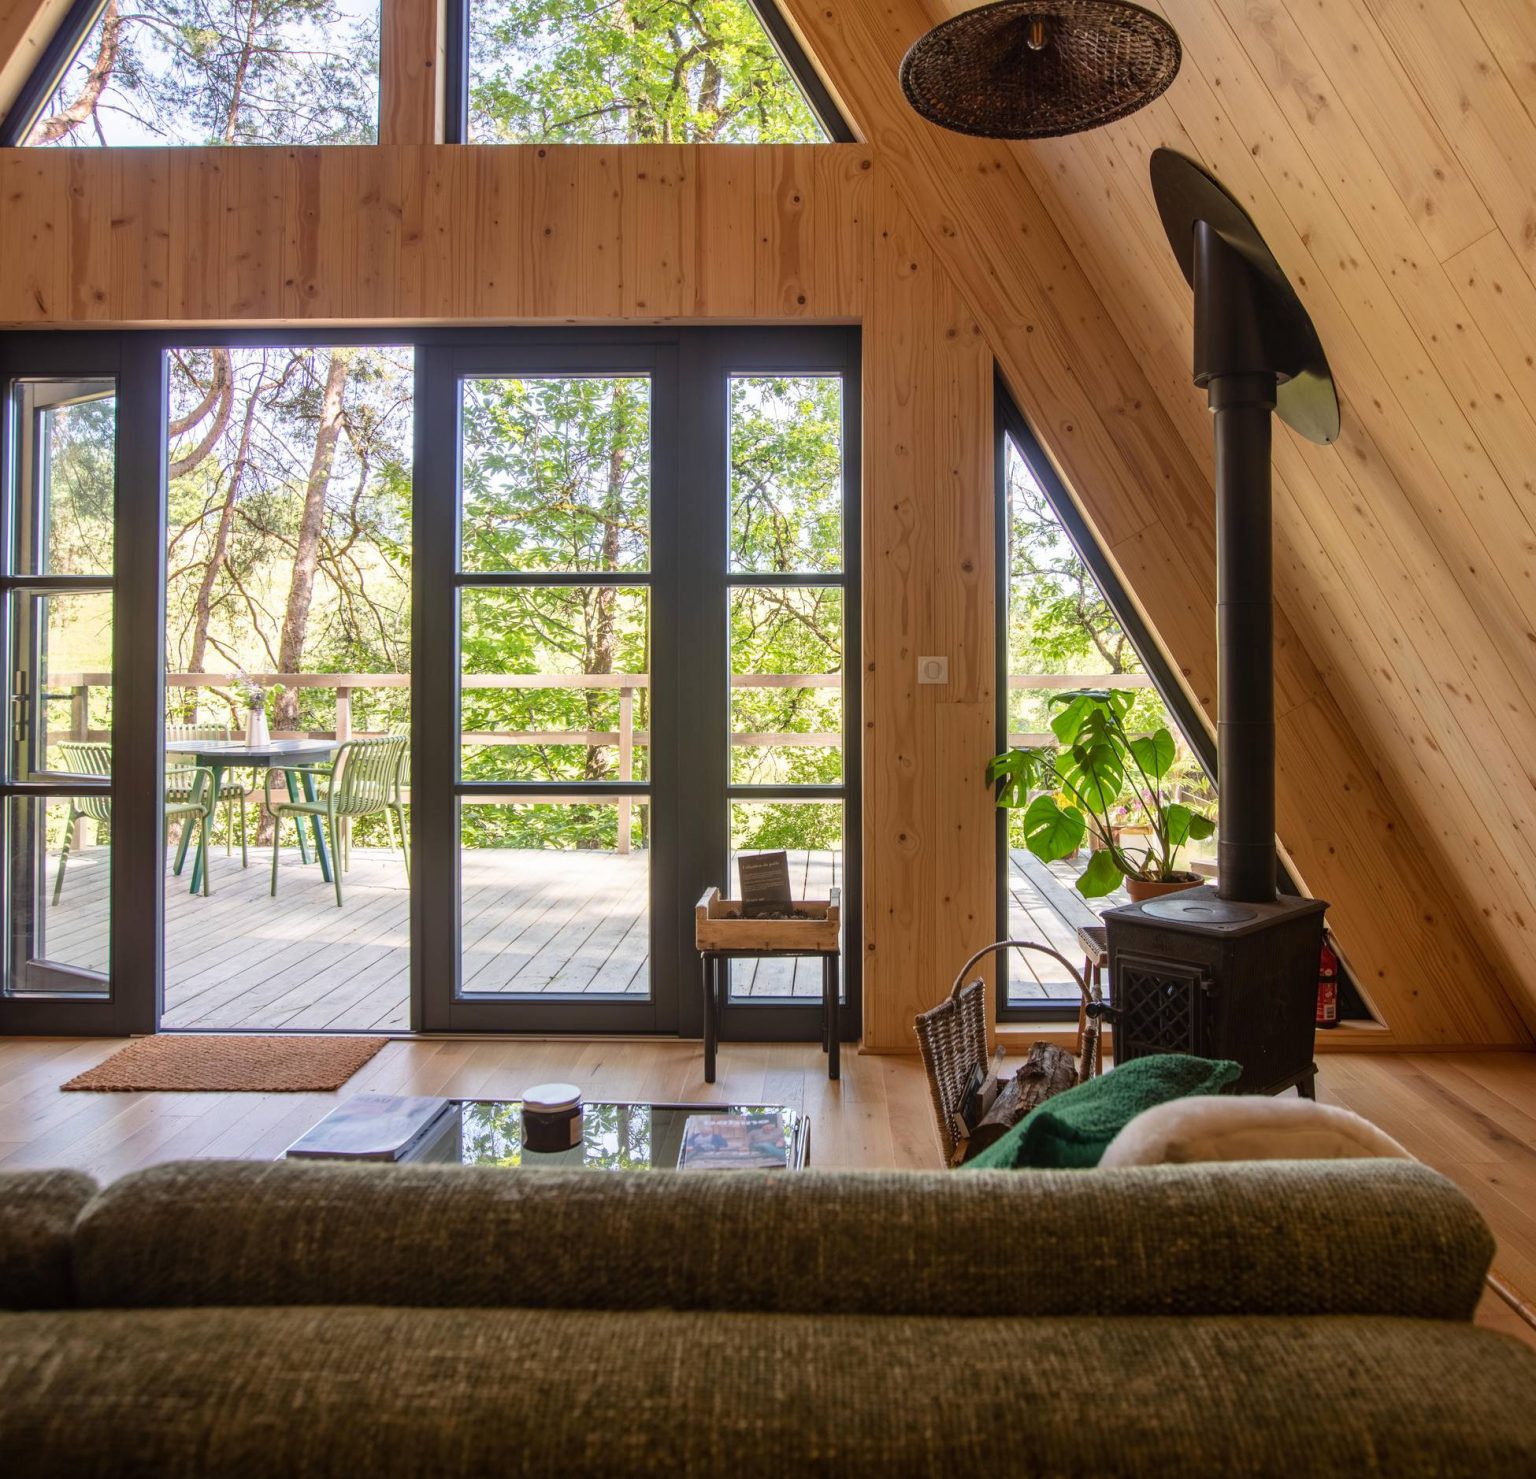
[165,738,341,895]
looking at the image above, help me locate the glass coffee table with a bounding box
[287,1097,810,1171]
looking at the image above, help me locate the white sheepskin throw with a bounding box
[1099,1094,1410,1168]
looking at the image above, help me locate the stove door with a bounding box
[1112,951,1213,1062]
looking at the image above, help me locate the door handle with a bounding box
[11,669,28,745]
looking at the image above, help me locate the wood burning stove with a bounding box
[1102,152,1339,1098]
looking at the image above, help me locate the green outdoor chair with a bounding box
[53,741,217,902]
[270,735,409,908]
[166,721,250,866]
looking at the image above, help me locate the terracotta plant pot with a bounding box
[1124,872,1202,904]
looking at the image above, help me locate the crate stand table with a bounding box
[696,887,842,1083]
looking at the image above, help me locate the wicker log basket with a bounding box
[915,940,1106,1167]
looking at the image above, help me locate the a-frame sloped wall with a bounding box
[1005,0,1536,1042]
[781,0,1535,1045]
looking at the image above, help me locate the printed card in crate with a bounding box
[677,1111,791,1171]
[737,850,792,917]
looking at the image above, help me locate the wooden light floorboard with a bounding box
[0,1039,1530,1347]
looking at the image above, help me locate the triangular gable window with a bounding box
[17,0,379,146]
[466,0,840,143]
[998,391,1217,1010]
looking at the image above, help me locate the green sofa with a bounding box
[2,1158,1534,1476]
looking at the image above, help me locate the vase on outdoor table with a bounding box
[245,705,270,748]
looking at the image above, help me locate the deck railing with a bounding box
[50,669,1158,853]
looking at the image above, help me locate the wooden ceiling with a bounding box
[781,0,1536,1041]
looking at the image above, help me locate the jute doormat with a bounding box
[62,1035,390,1093]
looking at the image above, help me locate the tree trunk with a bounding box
[187,359,262,682]
[697,57,723,141]
[273,351,351,732]
[582,429,626,782]
[167,349,233,481]
[27,0,121,146]
[223,0,262,143]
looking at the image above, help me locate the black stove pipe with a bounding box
[1192,220,1279,903]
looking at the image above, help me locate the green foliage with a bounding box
[468,0,825,143]
[731,377,842,572]
[1018,793,1086,862]
[731,800,841,853]
[991,690,1215,896]
[38,398,115,575]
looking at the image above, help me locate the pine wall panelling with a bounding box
[379,0,444,146]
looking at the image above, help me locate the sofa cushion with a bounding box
[965,1053,1242,1169]
[1101,1095,1411,1167]
[73,1158,1492,1322]
[2,1306,1534,1478]
[0,1170,97,1310]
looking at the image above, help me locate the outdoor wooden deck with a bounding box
[47,841,1089,1024]
[47,843,843,1030]
[1005,848,1127,1002]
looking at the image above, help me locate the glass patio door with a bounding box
[414,329,858,1039]
[0,336,164,1033]
[416,341,678,1030]
[4,376,116,1000]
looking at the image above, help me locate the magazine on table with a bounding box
[677,1111,791,1171]
[285,1094,454,1162]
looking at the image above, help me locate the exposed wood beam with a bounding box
[378,0,443,146]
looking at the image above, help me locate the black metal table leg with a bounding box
[715,955,728,1075]
[824,951,840,1081]
[821,955,830,1055]
[702,953,717,1084]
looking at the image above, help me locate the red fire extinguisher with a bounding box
[1316,936,1340,1029]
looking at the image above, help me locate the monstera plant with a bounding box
[987,689,1215,899]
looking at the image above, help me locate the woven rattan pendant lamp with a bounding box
[900,1,1181,139]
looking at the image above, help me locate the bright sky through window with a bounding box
[26,0,379,146]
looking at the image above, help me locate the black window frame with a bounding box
[5,0,855,151]
[994,377,1361,1022]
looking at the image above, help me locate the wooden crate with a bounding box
[695,887,841,953]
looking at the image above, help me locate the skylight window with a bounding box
[466,0,829,143]
[23,0,379,146]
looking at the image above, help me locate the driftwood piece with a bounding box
[964,1042,1080,1158]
